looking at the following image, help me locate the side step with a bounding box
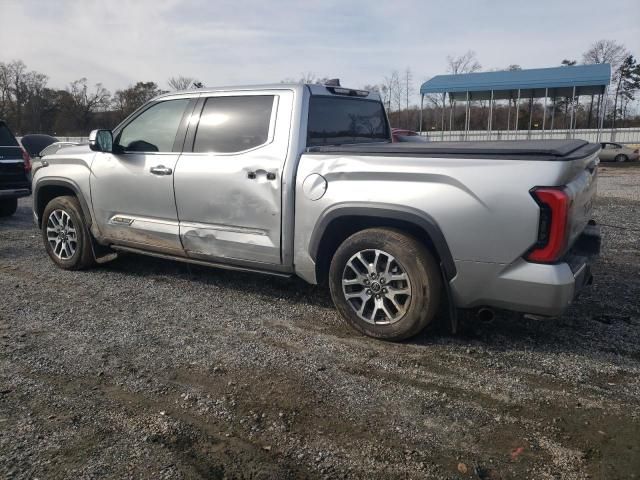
[110,245,293,278]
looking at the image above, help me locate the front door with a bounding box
[173,90,292,265]
[90,98,193,254]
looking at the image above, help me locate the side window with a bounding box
[193,95,274,154]
[116,99,189,153]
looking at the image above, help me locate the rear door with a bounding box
[173,90,293,265]
[0,122,28,191]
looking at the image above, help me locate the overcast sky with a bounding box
[1,0,638,97]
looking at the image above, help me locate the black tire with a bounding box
[42,195,95,270]
[329,228,442,341]
[0,198,18,217]
[615,154,628,163]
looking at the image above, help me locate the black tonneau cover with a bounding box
[306,139,600,161]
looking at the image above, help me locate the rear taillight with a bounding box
[525,187,570,263]
[21,148,32,173]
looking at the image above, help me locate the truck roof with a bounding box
[154,83,382,102]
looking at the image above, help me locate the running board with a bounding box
[110,245,293,278]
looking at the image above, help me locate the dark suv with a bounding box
[0,120,31,217]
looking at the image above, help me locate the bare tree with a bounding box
[582,40,629,127]
[0,60,49,133]
[446,51,481,75]
[392,71,403,115]
[67,78,111,130]
[611,55,640,128]
[582,40,628,71]
[383,71,400,113]
[404,68,413,128]
[440,52,481,130]
[113,82,165,119]
[168,76,199,91]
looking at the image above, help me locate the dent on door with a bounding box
[179,164,281,263]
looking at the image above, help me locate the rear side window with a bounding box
[0,124,19,147]
[307,96,389,147]
[117,99,189,152]
[193,95,275,154]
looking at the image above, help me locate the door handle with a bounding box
[150,165,173,175]
[247,171,276,180]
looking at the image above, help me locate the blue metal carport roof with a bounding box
[420,64,611,101]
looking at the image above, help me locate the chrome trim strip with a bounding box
[180,221,267,236]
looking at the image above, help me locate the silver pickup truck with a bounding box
[31,82,600,341]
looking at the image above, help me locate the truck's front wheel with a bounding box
[329,228,442,341]
[42,196,95,270]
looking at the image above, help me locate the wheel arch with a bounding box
[34,179,93,229]
[309,203,456,285]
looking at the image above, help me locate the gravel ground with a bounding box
[1,165,639,479]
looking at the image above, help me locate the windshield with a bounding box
[307,96,390,147]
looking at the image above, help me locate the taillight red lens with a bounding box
[21,148,32,173]
[526,187,570,263]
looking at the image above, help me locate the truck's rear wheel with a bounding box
[0,198,18,217]
[42,196,95,270]
[329,228,442,341]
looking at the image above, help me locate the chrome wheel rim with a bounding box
[341,249,412,325]
[46,209,78,260]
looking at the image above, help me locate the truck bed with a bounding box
[306,139,600,161]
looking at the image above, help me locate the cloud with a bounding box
[0,0,638,98]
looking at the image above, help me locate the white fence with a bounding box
[421,128,640,144]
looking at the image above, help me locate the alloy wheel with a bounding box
[46,209,78,260]
[341,249,412,325]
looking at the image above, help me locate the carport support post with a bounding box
[464,91,470,140]
[506,94,512,136]
[514,89,521,139]
[441,92,446,140]
[597,87,608,142]
[542,88,548,138]
[487,90,494,139]
[527,95,534,139]
[569,86,576,139]
[449,98,454,133]
[419,94,424,136]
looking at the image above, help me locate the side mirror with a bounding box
[89,129,113,152]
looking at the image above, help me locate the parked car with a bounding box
[391,128,428,142]
[20,134,59,158]
[31,82,600,341]
[0,120,31,217]
[598,142,639,162]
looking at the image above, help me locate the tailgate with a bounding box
[0,146,29,189]
[565,152,598,248]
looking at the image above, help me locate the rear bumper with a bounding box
[0,187,31,199]
[451,223,601,316]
